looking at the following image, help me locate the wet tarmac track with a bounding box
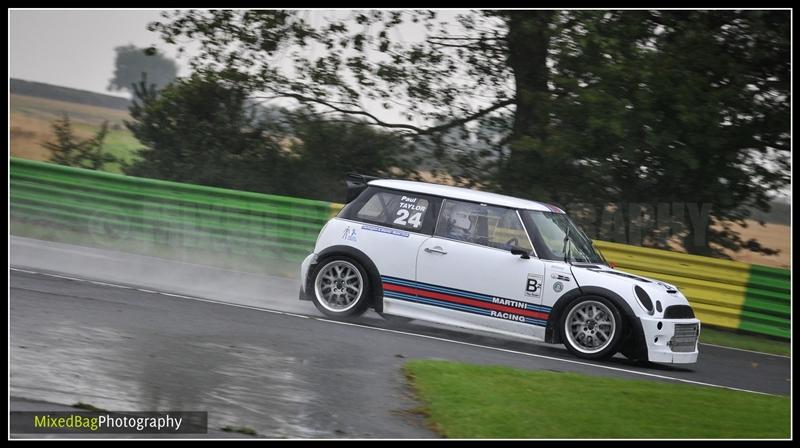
[10,268,790,438]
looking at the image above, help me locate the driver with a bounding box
[445,208,475,243]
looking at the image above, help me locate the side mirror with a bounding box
[510,247,530,259]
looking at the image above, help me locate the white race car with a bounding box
[300,175,700,364]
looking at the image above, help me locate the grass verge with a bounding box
[700,327,789,356]
[404,360,790,438]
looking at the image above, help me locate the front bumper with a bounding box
[640,316,701,364]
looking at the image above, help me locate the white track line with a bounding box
[10,267,783,396]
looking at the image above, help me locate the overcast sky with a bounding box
[10,9,190,98]
[8,8,436,124]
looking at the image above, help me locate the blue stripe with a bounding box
[384,290,547,327]
[381,275,552,313]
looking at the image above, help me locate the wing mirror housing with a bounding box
[510,246,530,259]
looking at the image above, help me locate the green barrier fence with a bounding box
[10,158,331,266]
[593,241,790,339]
[10,158,790,339]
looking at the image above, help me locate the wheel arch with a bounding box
[306,245,384,312]
[545,286,646,358]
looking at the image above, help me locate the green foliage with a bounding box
[43,114,117,170]
[108,44,178,93]
[148,10,789,256]
[124,75,284,192]
[124,75,407,202]
[278,110,414,202]
[547,11,790,256]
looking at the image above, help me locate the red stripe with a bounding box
[382,282,549,320]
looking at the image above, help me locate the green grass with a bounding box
[65,121,143,173]
[404,360,790,438]
[10,93,142,174]
[701,327,790,356]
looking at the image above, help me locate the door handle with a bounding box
[424,246,448,255]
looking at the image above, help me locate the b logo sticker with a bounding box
[525,274,543,299]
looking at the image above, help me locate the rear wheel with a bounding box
[560,297,623,360]
[311,257,371,318]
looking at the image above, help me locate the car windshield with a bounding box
[520,210,606,264]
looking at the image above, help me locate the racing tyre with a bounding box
[621,346,647,364]
[559,296,624,360]
[310,257,371,318]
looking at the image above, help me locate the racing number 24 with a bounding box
[394,209,423,228]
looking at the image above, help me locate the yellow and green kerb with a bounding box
[595,241,790,339]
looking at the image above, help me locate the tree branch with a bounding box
[256,91,514,135]
[427,35,507,42]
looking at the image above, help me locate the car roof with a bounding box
[369,179,562,213]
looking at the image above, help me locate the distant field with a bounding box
[10,94,142,173]
[718,220,791,268]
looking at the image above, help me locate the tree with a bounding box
[548,11,790,255]
[43,114,117,170]
[280,109,416,202]
[124,74,285,192]
[108,44,178,93]
[123,75,408,201]
[149,10,790,256]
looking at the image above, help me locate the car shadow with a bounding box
[352,315,696,373]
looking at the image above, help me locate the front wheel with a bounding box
[310,257,371,318]
[560,297,624,360]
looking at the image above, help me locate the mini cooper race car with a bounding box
[300,175,700,364]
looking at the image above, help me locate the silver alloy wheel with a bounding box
[564,300,616,354]
[314,260,364,313]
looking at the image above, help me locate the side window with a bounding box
[353,190,431,231]
[435,200,532,252]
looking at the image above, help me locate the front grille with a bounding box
[664,305,695,319]
[669,323,699,353]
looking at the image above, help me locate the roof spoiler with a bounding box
[345,173,381,203]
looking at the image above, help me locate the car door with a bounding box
[388,199,548,340]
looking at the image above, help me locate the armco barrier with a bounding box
[10,158,331,265]
[10,158,790,338]
[593,241,790,339]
